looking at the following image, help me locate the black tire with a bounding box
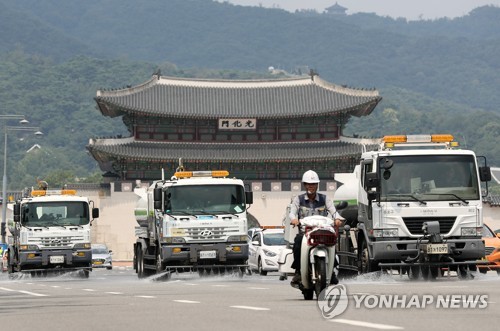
[408,266,420,280]
[359,240,379,274]
[137,248,146,278]
[80,269,90,279]
[497,269,500,276]
[258,258,267,276]
[457,265,475,279]
[303,288,314,300]
[314,257,327,299]
[421,266,439,280]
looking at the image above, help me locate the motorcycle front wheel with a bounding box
[314,257,327,299]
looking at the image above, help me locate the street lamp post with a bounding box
[1,120,42,244]
[1,115,27,244]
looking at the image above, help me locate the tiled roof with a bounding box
[87,137,372,163]
[95,75,381,119]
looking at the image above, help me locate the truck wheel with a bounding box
[258,258,267,276]
[314,257,327,299]
[457,265,474,279]
[421,266,438,280]
[408,266,420,280]
[359,240,379,274]
[80,269,90,279]
[137,248,146,278]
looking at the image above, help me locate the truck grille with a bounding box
[29,236,85,248]
[185,227,238,241]
[402,217,456,235]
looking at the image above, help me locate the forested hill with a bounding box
[2,0,500,111]
[0,0,499,189]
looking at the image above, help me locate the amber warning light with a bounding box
[383,134,455,144]
[174,170,230,178]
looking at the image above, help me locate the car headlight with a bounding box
[263,249,277,257]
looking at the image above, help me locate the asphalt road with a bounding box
[1,268,499,331]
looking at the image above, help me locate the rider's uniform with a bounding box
[289,193,341,271]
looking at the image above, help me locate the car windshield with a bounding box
[166,184,246,214]
[380,155,479,202]
[92,247,109,254]
[483,225,495,238]
[263,233,285,246]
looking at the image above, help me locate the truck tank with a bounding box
[134,186,148,228]
[334,166,359,226]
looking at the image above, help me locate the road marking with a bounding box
[184,283,199,286]
[248,287,269,290]
[18,290,49,297]
[173,300,200,304]
[230,305,270,311]
[82,289,96,292]
[106,292,124,295]
[135,295,156,299]
[212,284,229,287]
[51,286,60,288]
[331,319,403,330]
[0,287,48,297]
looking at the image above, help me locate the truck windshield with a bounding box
[167,184,246,214]
[22,201,89,226]
[380,155,479,202]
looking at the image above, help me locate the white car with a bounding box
[91,244,113,270]
[248,228,286,275]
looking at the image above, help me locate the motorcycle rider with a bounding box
[289,170,344,288]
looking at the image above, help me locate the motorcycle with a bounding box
[279,214,338,300]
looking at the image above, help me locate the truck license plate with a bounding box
[426,244,448,254]
[200,250,216,259]
[50,255,65,264]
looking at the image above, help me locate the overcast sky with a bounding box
[222,0,500,20]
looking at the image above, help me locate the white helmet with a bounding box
[302,170,320,183]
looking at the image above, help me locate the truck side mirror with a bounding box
[13,203,20,223]
[154,188,162,210]
[365,172,379,190]
[92,208,99,219]
[245,191,253,205]
[479,166,491,182]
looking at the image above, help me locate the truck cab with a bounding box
[8,188,99,278]
[336,134,492,278]
[134,169,253,278]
